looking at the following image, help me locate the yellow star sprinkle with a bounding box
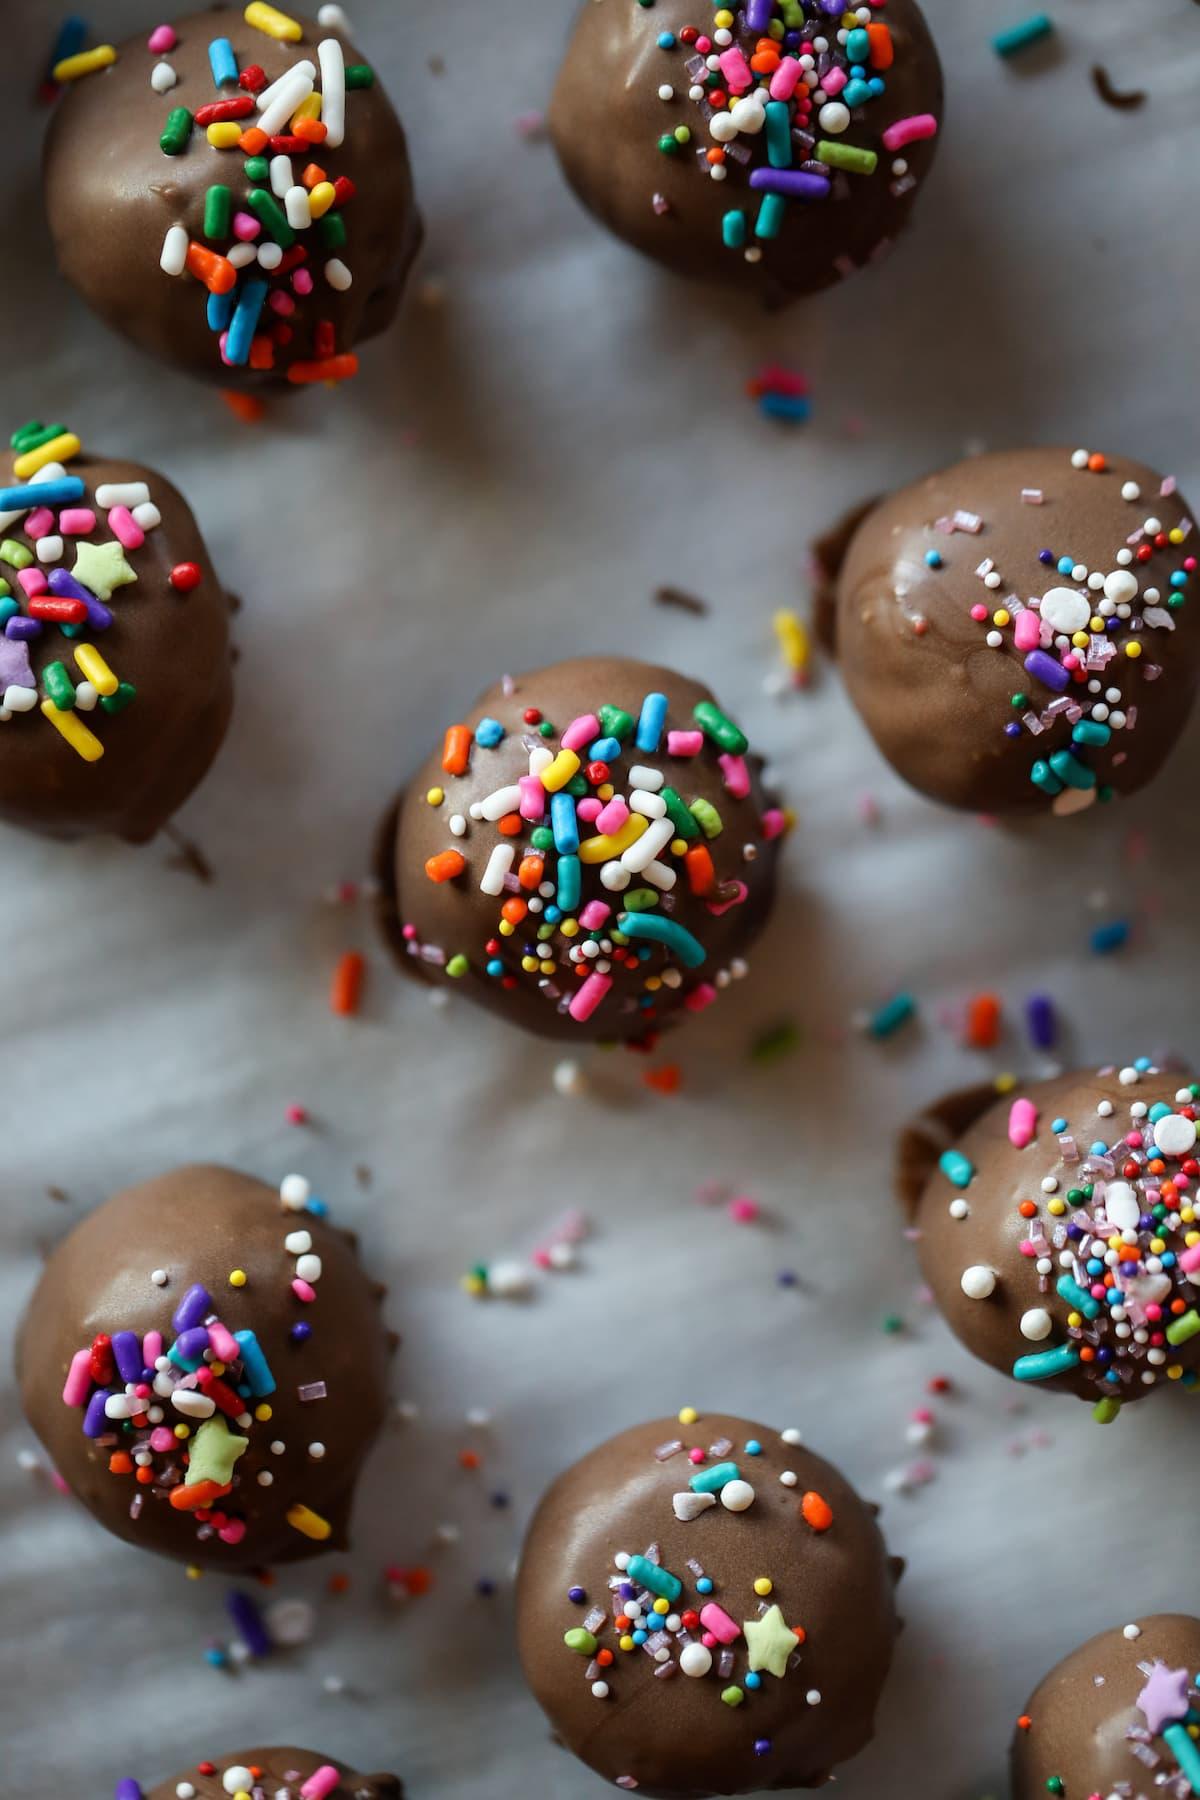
[743,1605,798,1678]
[72,539,137,602]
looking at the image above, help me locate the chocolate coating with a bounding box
[1011,1616,1200,1800]
[376,656,782,1042]
[44,8,422,388]
[549,0,942,299]
[832,448,1200,815]
[0,445,232,842]
[142,1747,401,1798]
[17,1166,392,1571]
[905,1063,1200,1407]
[516,1414,900,1797]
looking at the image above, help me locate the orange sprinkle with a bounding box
[327,1572,351,1594]
[329,950,366,1016]
[248,332,275,371]
[239,126,269,153]
[1088,453,1107,473]
[1019,1199,1038,1219]
[643,1065,681,1094]
[221,390,265,424]
[792,1625,807,1644]
[685,844,715,896]
[136,1465,154,1484]
[497,812,523,837]
[285,353,359,385]
[169,1478,231,1512]
[108,1452,133,1475]
[402,1566,433,1596]
[1079,1346,1096,1362]
[800,1491,833,1532]
[295,116,327,143]
[302,161,328,188]
[867,22,894,66]
[424,850,467,884]
[964,992,1001,1048]
[501,897,528,926]
[615,1614,632,1632]
[1017,1715,1032,1732]
[518,854,545,890]
[442,724,471,775]
[596,1647,614,1667]
[185,242,237,295]
[458,1449,481,1470]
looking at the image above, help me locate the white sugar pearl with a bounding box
[1020,1308,1052,1341]
[151,1269,168,1286]
[779,1470,798,1486]
[308,1442,326,1459]
[1040,588,1090,635]
[1154,1113,1197,1157]
[592,1680,610,1698]
[284,1230,313,1255]
[280,1173,311,1210]
[223,1771,254,1794]
[1122,482,1141,502]
[1104,570,1139,605]
[264,1597,315,1645]
[1091,704,1110,723]
[949,1198,970,1219]
[658,84,674,100]
[960,1265,997,1300]
[152,61,177,92]
[257,241,284,271]
[1119,1067,1140,1086]
[1071,449,1090,469]
[1145,517,1162,535]
[1109,711,1126,729]
[818,101,850,133]
[1041,1177,1059,1194]
[986,630,1003,648]
[1124,1623,1142,1640]
[781,1427,802,1444]
[295,1253,322,1283]
[680,1643,713,1678]
[257,1470,274,1486]
[1087,571,1105,591]
[721,1479,755,1512]
[806,1689,822,1706]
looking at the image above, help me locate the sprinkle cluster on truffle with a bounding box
[404,681,786,1028]
[555,1411,826,1782]
[56,8,374,385]
[945,1062,1200,1421]
[0,421,185,759]
[648,0,938,267]
[949,452,1194,813]
[55,1174,338,1551]
[1126,1657,1200,1796]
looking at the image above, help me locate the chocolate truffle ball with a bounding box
[125,1747,401,1798]
[904,1062,1200,1419]
[829,447,1200,815]
[17,1166,392,1570]
[376,657,785,1042]
[0,425,232,841]
[1011,1615,1200,1800]
[516,1412,901,1796]
[549,0,942,298]
[44,8,422,389]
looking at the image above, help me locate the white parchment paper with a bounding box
[2,2,1199,1795]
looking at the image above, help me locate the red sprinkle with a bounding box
[194,96,255,126]
[170,562,202,592]
[29,597,87,623]
[330,950,365,1016]
[238,63,267,92]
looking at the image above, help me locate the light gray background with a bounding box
[2,2,1198,1795]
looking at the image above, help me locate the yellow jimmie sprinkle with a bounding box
[207,122,243,149]
[774,608,809,672]
[286,1503,332,1541]
[13,433,81,480]
[539,749,581,794]
[578,813,647,865]
[73,643,118,698]
[245,2,304,42]
[54,45,116,81]
[292,91,322,125]
[40,699,102,762]
[308,181,337,219]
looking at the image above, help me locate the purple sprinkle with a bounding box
[114,1783,146,1800]
[5,615,41,641]
[289,1321,312,1344]
[171,1283,213,1334]
[748,168,830,199]
[569,1586,587,1604]
[82,1388,112,1437]
[1024,648,1071,693]
[754,1739,772,1756]
[111,1331,144,1384]
[174,1326,211,1362]
[746,0,772,28]
[1038,549,1054,564]
[48,567,113,631]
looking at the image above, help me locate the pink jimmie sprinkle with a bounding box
[148,23,177,53]
[683,981,718,1012]
[761,808,787,841]
[728,1195,760,1224]
[300,1770,342,1800]
[292,1278,316,1303]
[569,971,611,1023]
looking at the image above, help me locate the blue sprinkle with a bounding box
[1090,920,1130,955]
[925,550,943,568]
[657,30,676,46]
[759,392,811,423]
[992,13,1055,58]
[224,276,269,367]
[208,35,239,87]
[486,958,504,977]
[475,716,505,748]
[696,1577,714,1595]
[306,1197,329,1217]
[1051,1117,1067,1134]
[745,1671,763,1690]
[50,16,88,70]
[1135,1055,1153,1071]
[636,691,669,754]
[1026,992,1056,1049]
[939,1149,975,1190]
[744,1439,762,1456]
[588,736,622,764]
[551,790,580,854]
[207,289,235,334]
[1057,556,1074,575]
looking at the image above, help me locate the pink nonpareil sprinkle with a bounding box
[727,1195,760,1224]
[514,110,546,139]
[148,23,177,53]
[285,1104,309,1126]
